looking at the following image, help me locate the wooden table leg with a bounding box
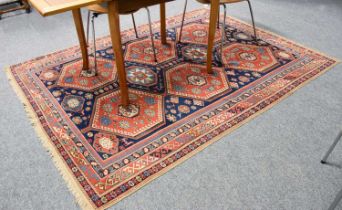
[72,9,89,71]
[160,2,167,44]
[107,1,129,106]
[206,0,220,74]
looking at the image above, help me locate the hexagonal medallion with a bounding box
[166,64,231,101]
[57,57,117,91]
[222,43,278,72]
[126,66,157,86]
[92,89,164,139]
[125,39,176,65]
[177,23,222,44]
[93,132,119,155]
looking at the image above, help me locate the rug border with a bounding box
[4,66,98,210]
[5,60,340,210]
[101,55,340,210]
[4,9,341,210]
[226,15,341,62]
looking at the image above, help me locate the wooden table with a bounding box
[29,0,220,107]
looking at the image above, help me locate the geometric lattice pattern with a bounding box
[8,9,338,210]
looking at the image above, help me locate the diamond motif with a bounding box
[182,45,207,61]
[126,66,157,86]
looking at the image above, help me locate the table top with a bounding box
[29,0,102,16]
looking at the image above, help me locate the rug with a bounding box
[6,8,339,210]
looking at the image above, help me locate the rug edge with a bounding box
[100,59,341,209]
[4,66,99,210]
[4,8,342,208]
[226,14,341,63]
[5,59,341,210]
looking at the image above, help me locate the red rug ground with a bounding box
[6,9,339,210]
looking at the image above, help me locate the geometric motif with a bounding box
[166,63,231,101]
[181,45,207,62]
[126,66,157,86]
[222,43,279,73]
[61,95,85,112]
[57,57,117,91]
[125,39,176,65]
[7,9,338,210]
[176,23,222,44]
[91,89,164,139]
[93,132,119,155]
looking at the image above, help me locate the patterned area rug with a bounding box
[6,9,339,210]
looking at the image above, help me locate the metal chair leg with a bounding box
[328,187,342,210]
[321,130,342,164]
[145,7,157,63]
[178,0,188,43]
[217,7,220,29]
[91,14,98,75]
[131,13,139,38]
[220,4,227,61]
[246,0,257,39]
[86,10,91,45]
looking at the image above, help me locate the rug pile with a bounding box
[6,9,338,210]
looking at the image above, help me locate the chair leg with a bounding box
[220,4,227,61]
[178,0,188,43]
[217,7,220,29]
[91,14,98,75]
[328,187,342,210]
[131,13,139,38]
[321,130,342,164]
[246,0,257,39]
[86,10,91,45]
[145,7,157,63]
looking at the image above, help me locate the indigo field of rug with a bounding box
[6,9,339,210]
